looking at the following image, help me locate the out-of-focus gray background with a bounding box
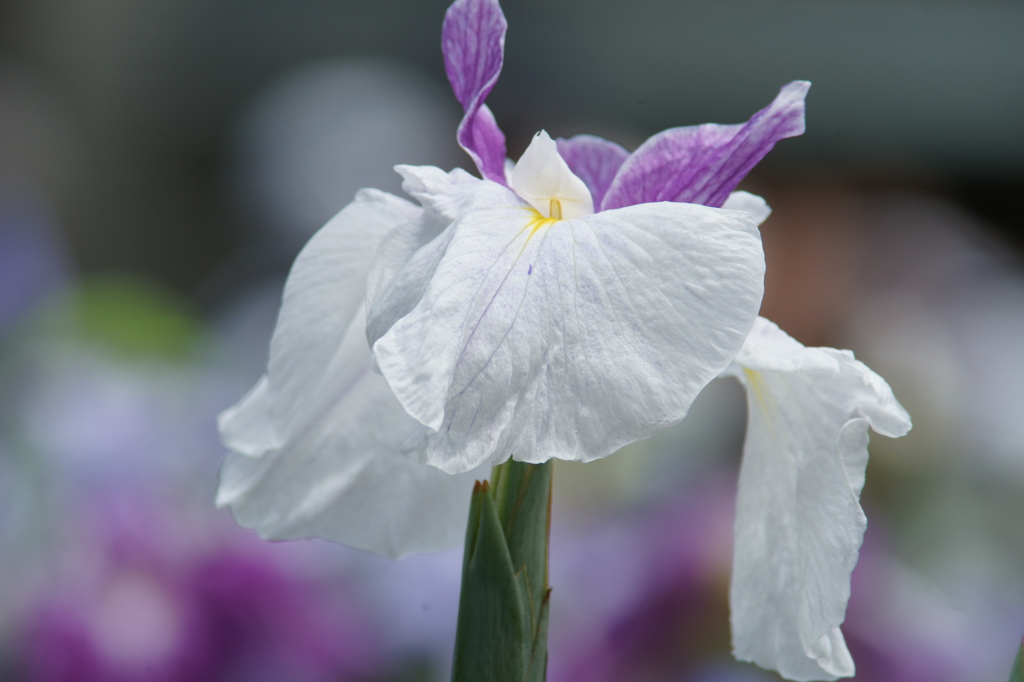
[2,0,1021,294]
[1,1,1023,681]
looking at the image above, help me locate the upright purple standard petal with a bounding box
[556,134,630,209]
[442,0,508,184]
[602,81,809,211]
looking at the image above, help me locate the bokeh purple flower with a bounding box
[15,506,376,682]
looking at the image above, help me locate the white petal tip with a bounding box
[510,130,594,218]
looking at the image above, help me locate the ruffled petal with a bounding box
[442,0,508,184]
[726,318,911,681]
[602,81,809,211]
[217,304,481,558]
[556,134,630,209]
[218,188,483,558]
[218,375,279,457]
[370,179,765,474]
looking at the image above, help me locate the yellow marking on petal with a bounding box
[520,208,560,243]
[510,208,560,262]
[743,368,766,406]
[743,368,781,443]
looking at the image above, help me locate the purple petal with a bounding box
[602,81,809,211]
[556,134,630,208]
[442,0,508,184]
[460,103,507,184]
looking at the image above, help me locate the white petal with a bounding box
[365,212,440,316]
[218,187,482,557]
[723,190,772,226]
[217,304,481,558]
[264,188,421,440]
[364,166,476,348]
[218,375,280,457]
[511,130,594,219]
[503,157,516,186]
[396,164,481,226]
[370,179,764,474]
[728,318,911,681]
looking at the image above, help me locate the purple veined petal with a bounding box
[459,103,507,184]
[602,81,810,211]
[556,134,630,209]
[443,0,506,110]
[442,0,508,184]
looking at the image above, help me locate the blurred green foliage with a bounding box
[42,275,203,360]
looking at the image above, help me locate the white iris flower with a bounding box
[218,134,764,552]
[216,0,910,679]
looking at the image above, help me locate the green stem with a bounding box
[450,459,552,682]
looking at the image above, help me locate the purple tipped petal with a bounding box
[442,0,508,184]
[602,81,809,211]
[556,134,630,208]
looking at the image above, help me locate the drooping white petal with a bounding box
[726,318,911,681]
[264,188,421,439]
[217,303,481,558]
[723,190,772,226]
[217,187,480,557]
[369,178,764,474]
[511,130,594,219]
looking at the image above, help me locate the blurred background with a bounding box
[1,0,1022,680]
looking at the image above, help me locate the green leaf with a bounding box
[491,459,552,630]
[451,462,553,682]
[450,480,532,682]
[1009,638,1023,682]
